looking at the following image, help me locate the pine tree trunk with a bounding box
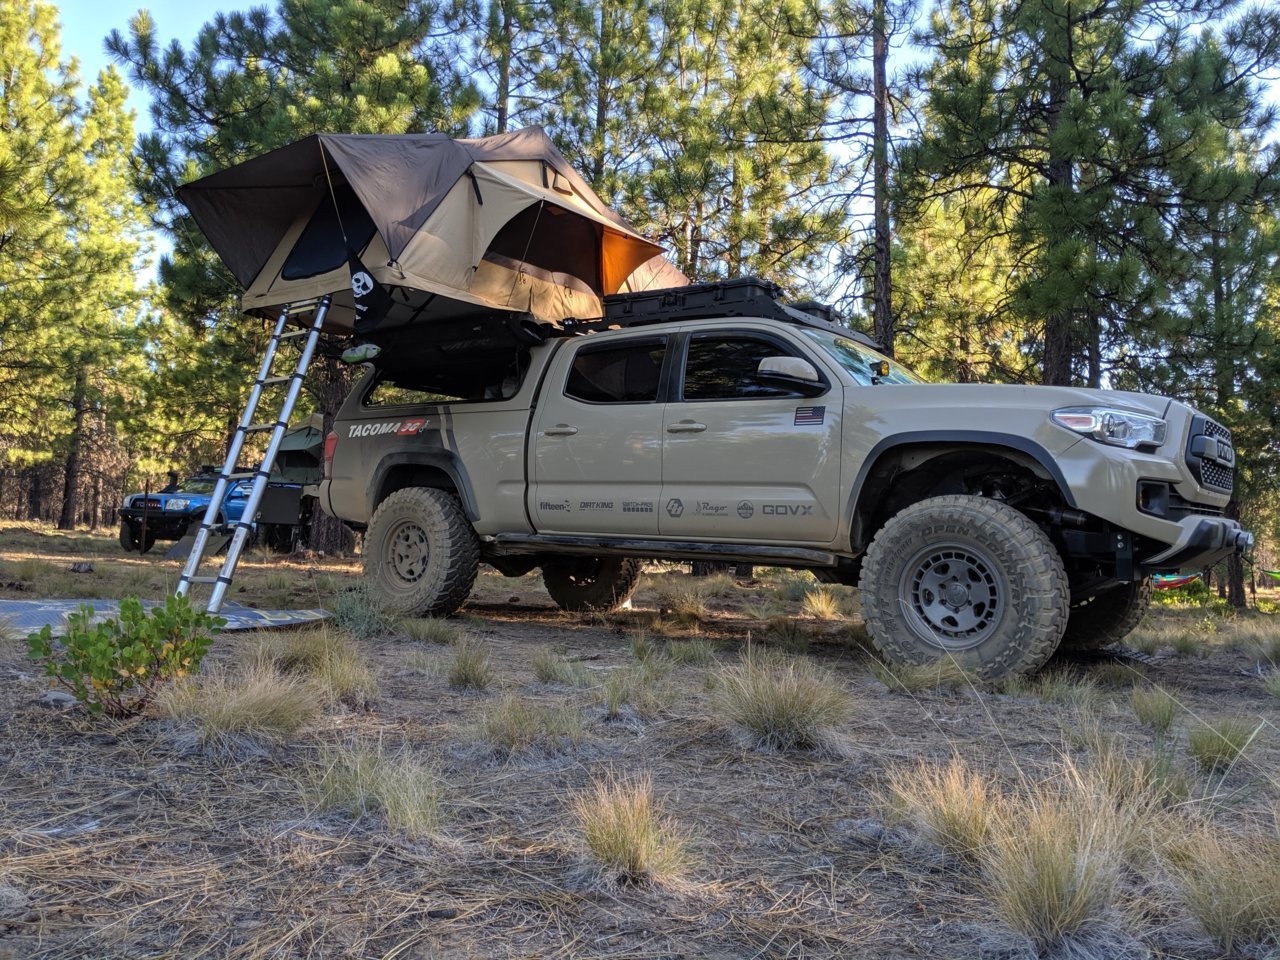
[1225,499,1246,609]
[872,0,894,357]
[307,354,358,554]
[58,369,88,530]
[1042,51,1074,386]
[495,2,511,134]
[27,467,43,521]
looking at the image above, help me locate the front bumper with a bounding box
[120,508,199,540]
[1142,517,1253,571]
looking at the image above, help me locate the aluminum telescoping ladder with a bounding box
[177,296,331,613]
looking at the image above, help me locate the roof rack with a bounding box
[559,277,883,351]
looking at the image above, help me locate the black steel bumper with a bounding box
[1140,517,1253,572]
[119,508,197,540]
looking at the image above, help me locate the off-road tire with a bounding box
[119,522,156,554]
[859,495,1069,680]
[1060,579,1153,651]
[364,487,479,617]
[543,557,643,612]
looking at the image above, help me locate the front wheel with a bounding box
[859,495,1069,680]
[364,487,479,617]
[543,557,643,612]
[119,522,156,554]
[1060,579,1153,651]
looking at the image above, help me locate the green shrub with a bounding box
[27,595,222,717]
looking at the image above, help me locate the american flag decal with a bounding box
[794,406,826,425]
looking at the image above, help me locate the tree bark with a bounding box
[1042,37,1074,386]
[872,0,894,357]
[58,369,88,529]
[1225,499,1246,609]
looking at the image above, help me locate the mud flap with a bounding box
[166,532,232,561]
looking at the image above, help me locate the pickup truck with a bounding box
[319,279,1251,678]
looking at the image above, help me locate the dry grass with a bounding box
[328,584,398,640]
[600,659,672,718]
[800,585,843,621]
[885,756,997,859]
[664,638,716,666]
[1264,668,1280,699]
[1187,717,1259,773]
[1130,684,1180,735]
[871,657,975,695]
[713,648,850,750]
[157,664,323,745]
[477,694,584,756]
[250,626,378,706]
[531,647,593,686]
[572,772,689,888]
[312,741,443,838]
[981,760,1134,951]
[447,640,494,691]
[1164,819,1280,954]
[400,616,465,645]
[1035,670,1102,710]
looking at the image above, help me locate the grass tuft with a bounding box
[800,586,843,621]
[713,648,850,750]
[312,742,443,838]
[885,756,997,859]
[572,772,689,888]
[600,659,672,719]
[328,585,398,640]
[981,760,1132,951]
[447,640,494,691]
[477,695,583,756]
[664,638,716,666]
[1130,684,1179,735]
[400,616,465,645]
[251,626,377,707]
[531,647,592,686]
[158,664,322,744]
[1165,820,1280,954]
[1186,717,1257,773]
[1263,668,1280,699]
[1035,670,1102,711]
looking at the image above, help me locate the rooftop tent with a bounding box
[176,127,686,334]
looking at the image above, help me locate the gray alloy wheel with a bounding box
[364,487,479,617]
[860,495,1070,679]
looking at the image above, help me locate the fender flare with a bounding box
[845,431,1076,547]
[367,451,480,521]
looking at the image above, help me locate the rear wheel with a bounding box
[364,487,479,617]
[859,495,1069,680]
[543,557,643,612]
[1060,579,1153,650]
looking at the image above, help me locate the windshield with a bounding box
[176,478,218,495]
[799,329,926,386]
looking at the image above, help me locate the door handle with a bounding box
[544,424,578,436]
[667,420,706,434]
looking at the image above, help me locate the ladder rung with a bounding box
[184,576,223,585]
[279,329,310,340]
[244,423,276,434]
[224,472,255,480]
[260,375,293,387]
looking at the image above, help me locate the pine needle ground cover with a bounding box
[1,521,1278,959]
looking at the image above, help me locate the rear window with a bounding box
[564,338,666,403]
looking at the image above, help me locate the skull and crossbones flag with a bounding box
[347,250,392,335]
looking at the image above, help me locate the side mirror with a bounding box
[757,356,826,396]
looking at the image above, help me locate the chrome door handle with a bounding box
[544,424,578,436]
[667,420,706,433]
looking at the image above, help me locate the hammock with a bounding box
[1262,570,1280,584]
[1153,573,1201,590]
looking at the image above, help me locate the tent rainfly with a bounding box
[177,126,687,335]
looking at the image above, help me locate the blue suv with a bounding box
[118,472,254,553]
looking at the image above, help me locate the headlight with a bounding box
[1052,407,1166,450]
[166,498,190,511]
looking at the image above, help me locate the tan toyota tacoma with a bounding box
[319,279,1251,678]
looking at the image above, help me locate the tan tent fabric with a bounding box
[179,126,686,332]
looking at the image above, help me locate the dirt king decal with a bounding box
[348,419,428,438]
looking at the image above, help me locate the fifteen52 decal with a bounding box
[348,418,427,438]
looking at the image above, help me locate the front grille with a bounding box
[1184,416,1234,494]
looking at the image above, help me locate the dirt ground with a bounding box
[0,521,1277,959]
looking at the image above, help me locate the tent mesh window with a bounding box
[281,182,378,281]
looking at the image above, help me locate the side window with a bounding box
[565,338,666,403]
[681,335,813,401]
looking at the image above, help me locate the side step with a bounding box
[484,533,839,568]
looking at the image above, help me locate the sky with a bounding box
[59,0,228,132]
